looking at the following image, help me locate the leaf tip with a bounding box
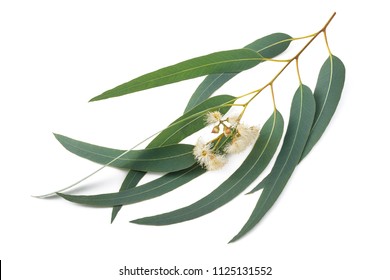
[129,219,140,224]
[53,132,62,140]
[130,217,153,225]
[246,185,262,195]
[89,91,109,102]
[111,212,118,224]
[88,96,99,102]
[228,235,239,244]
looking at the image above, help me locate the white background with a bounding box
[1,0,389,279]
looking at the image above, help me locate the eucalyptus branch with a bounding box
[239,12,337,109]
[37,13,345,243]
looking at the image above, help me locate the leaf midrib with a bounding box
[256,37,292,53]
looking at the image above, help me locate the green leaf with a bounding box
[184,33,292,112]
[54,133,195,172]
[90,49,262,102]
[150,95,236,146]
[58,165,205,206]
[300,55,345,160]
[111,95,235,221]
[131,111,284,226]
[231,84,315,243]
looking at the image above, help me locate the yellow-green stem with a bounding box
[296,58,302,84]
[234,12,336,112]
[270,83,277,112]
[323,30,332,56]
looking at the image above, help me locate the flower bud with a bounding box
[211,125,220,134]
[223,126,232,136]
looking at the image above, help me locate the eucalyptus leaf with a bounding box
[150,95,235,146]
[300,55,345,160]
[184,33,292,112]
[54,134,195,172]
[131,111,284,226]
[231,85,315,243]
[58,165,205,206]
[90,49,262,102]
[111,95,235,221]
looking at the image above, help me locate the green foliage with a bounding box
[150,95,236,146]
[58,165,205,206]
[184,33,292,112]
[40,14,345,243]
[231,85,315,242]
[54,134,195,172]
[111,95,236,221]
[300,55,346,160]
[90,49,262,102]
[132,111,284,226]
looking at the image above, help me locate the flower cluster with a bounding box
[193,111,260,171]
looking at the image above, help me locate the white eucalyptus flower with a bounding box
[207,153,227,171]
[237,124,260,144]
[193,139,212,166]
[193,138,227,171]
[205,111,223,125]
[225,124,260,154]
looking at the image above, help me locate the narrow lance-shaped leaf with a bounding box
[111,95,236,221]
[300,55,345,160]
[54,134,195,172]
[184,33,292,112]
[131,111,284,226]
[58,165,205,207]
[90,49,262,102]
[231,85,315,243]
[150,95,235,146]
